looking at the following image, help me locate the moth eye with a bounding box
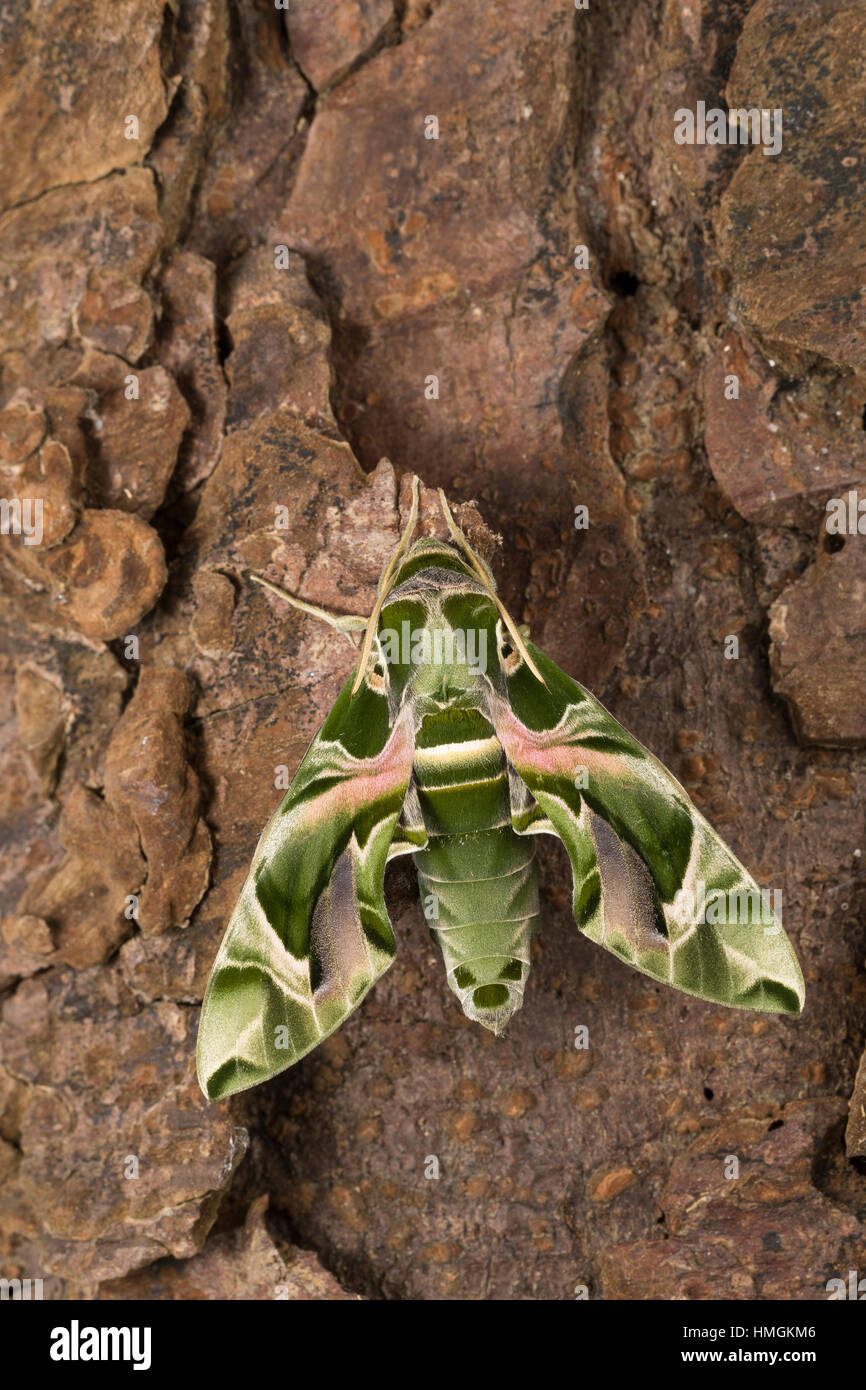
[366,643,390,694]
[496,619,522,675]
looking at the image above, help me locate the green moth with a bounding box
[197,478,804,1100]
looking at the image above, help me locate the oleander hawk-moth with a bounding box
[197,478,804,1099]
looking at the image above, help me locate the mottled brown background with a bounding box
[0,0,864,1300]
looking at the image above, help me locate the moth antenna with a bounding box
[377,472,420,597]
[436,488,495,588]
[351,473,421,697]
[436,488,547,688]
[247,572,368,642]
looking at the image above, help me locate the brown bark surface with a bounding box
[1,0,864,1300]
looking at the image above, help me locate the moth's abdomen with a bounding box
[411,713,539,1034]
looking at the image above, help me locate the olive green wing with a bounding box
[487,645,804,1014]
[197,675,417,1099]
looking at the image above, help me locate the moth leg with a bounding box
[436,487,546,687]
[247,572,368,644]
[388,783,427,859]
[351,474,420,695]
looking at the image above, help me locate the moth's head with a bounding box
[374,542,502,708]
[390,537,496,591]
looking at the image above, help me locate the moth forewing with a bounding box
[196,666,416,1100]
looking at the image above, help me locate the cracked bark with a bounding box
[1,0,865,1301]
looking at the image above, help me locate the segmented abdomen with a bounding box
[411,710,540,1032]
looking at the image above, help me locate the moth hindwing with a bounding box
[196,480,804,1099]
